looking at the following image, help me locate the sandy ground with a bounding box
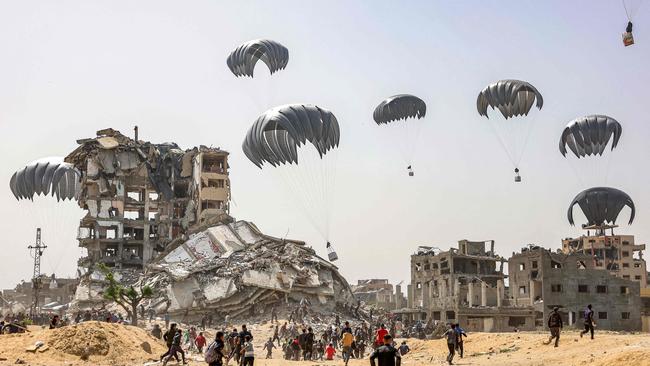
[0,320,649,366]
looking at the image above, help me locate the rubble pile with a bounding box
[143,219,356,321]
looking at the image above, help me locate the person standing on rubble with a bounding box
[270,305,278,324]
[369,334,401,366]
[580,304,596,340]
[544,307,563,347]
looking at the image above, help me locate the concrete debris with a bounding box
[142,219,356,322]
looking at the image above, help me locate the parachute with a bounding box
[559,115,622,187]
[227,39,289,78]
[242,104,340,168]
[373,95,426,124]
[10,157,80,201]
[567,187,635,227]
[477,79,543,182]
[477,80,543,120]
[559,115,622,158]
[242,104,340,260]
[373,94,426,176]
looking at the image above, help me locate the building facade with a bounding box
[562,234,647,287]
[406,240,536,332]
[509,246,642,331]
[352,279,405,310]
[65,128,230,270]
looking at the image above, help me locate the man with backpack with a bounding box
[545,307,563,347]
[204,331,225,366]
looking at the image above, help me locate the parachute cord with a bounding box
[623,0,632,21]
[515,112,539,168]
[485,116,518,168]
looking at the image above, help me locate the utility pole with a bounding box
[28,228,46,318]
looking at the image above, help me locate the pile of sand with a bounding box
[0,322,167,366]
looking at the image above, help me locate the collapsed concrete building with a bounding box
[67,128,355,317]
[404,240,536,332]
[509,245,642,331]
[143,218,354,321]
[65,128,230,270]
[351,279,406,311]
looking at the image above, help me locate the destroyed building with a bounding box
[66,128,355,316]
[562,233,647,287]
[405,240,536,332]
[509,246,642,331]
[140,219,354,321]
[2,274,78,315]
[65,128,230,270]
[351,279,405,310]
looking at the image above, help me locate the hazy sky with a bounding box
[0,1,648,290]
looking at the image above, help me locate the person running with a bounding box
[375,324,389,348]
[580,304,596,340]
[161,324,180,363]
[263,337,276,359]
[196,332,207,353]
[369,334,401,366]
[163,328,187,365]
[240,335,255,366]
[325,342,336,360]
[454,324,467,358]
[545,307,563,347]
[341,326,354,365]
[443,323,457,365]
[272,324,280,346]
[205,331,225,366]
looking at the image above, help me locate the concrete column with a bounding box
[479,281,487,306]
[529,280,535,305]
[454,279,460,299]
[422,282,430,310]
[441,280,447,298]
[496,279,504,307]
[407,284,413,308]
[395,285,402,309]
[468,282,474,307]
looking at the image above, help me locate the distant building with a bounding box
[2,274,78,313]
[562,233,647,287]
[351,279,405,310]
[509,246,642,331]
[405,240,536,332]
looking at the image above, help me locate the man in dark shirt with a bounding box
[370,334,401,366]
[580,304,596,340]
[304,327,315,360]
[545,307,563,347]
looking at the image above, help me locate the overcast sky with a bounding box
[0,1,648,290]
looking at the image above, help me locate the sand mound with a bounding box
[46,322,166,362]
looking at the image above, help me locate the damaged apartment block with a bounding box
[66,128,356,317]
[404,240,535,332]
[65,128,230,271]
[509,245,642,331]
